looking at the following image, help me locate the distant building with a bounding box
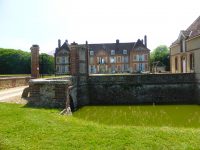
[54,40,70,75]
[88,36,150,74]
[54,36,150,74]
[170,16,200,73]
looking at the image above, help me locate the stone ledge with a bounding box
[29,79,71,85]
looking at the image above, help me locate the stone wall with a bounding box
[28,79,71,108]
[88,73,200,105]
[0,77,32,90]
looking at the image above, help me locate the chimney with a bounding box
[58,39,61,48]
[144,35,147,47]
[65,39,68,45]
[116,39,119,44]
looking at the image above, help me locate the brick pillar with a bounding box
[69,42,89,76]
[30,45,40,78]
[69,42,79,76]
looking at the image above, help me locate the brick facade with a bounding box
[30,45,40,78]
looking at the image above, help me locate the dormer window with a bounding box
[123,50,127,55]
[180,39,186,52]
[111,50,115,55]
[90,51,94,55]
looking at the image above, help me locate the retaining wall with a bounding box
[0,77,32,90]
[88,73,200,105]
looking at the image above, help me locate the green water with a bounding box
[73,105,200,128]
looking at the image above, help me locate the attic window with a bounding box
[180,39,186,52]
[111,50,115,55]
[90,51,94,55]
[123,50,127,55]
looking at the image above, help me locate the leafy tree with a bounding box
[39,53,55,75]
[150,45,170,71]
[0,48,54,74]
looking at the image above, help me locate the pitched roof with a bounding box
[171,16,200,46]
[88,42,135,55]
[55,41,70,55]
[88,39,149,55]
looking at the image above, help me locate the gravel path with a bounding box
[0,86,28,104]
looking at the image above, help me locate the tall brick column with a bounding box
[30,45,40,78]
[69,41,89,107]
[69,41,89,76]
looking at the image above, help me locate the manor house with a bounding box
[55,36,150,74]
[170,16,200,73]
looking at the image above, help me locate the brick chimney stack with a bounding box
[144,35,147,48]
[30,45,40,78]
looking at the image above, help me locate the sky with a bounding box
[0,0,199,54]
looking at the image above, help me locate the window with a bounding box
[124,56,128,63]
[123,50,127,55]
[111,65,115,73]
[56,57,60,64]
[139,55,144,61]
[145,54,148,61]
[62,66,65,73]
[65,56,69,63]
[90,51,94,55]
[145,63,148,71]
[111,50,115,55]
[65,66,69,72]
[190,53,194,71]
[180,39,186,52]
[117,56,121,63]
[98,57,105,64]
[124,64,129,71]
[133,55,137,61]
[110,57,116,63]
[62,57,65,63]
[56,66,59,72]
[175,57,178,71]
[89,57,94,64]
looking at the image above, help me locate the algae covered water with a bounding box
[73,105,200,128]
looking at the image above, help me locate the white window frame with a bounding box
[111,50,115,55]
[123,49,127,55]
[90,51,94,56]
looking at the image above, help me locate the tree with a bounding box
[39,53,55,75]
[0,48,54,75]
[150,45,170,71]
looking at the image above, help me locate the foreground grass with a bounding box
[0,103,200,149]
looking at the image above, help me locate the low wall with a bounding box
[26,73,200,109]
[0,77,32,90]
[88,73,200,105]
[28,79,72,108]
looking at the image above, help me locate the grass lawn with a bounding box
[0,103,200,149]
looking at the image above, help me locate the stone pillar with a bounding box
[30,45,40,78]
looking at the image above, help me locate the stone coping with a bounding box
[29,78,71,85]
[0,76,32,80]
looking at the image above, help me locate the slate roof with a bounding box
[171,16,200,46]
[55,41,70,55]
[88,39,149,55]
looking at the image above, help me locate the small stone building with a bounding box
[170,16,200,73]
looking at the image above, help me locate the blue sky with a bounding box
[0,0,199,54]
